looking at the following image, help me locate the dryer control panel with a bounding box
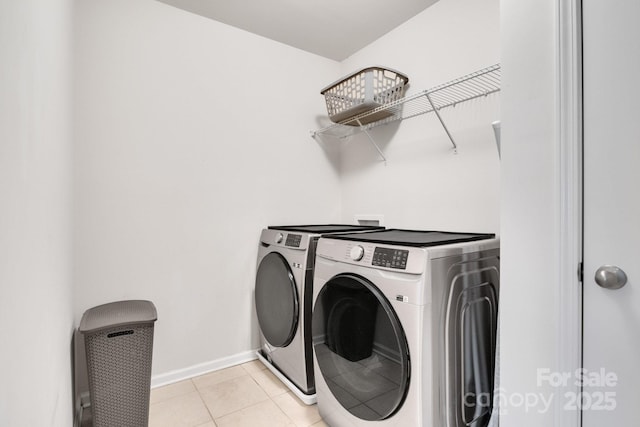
[372,247,409,270]
[315,238,426,275]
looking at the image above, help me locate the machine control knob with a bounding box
[275,233,284,244]
[350,245,365,261]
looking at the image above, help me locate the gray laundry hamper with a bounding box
[79,300,157,427]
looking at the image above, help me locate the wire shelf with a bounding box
[312,64,501,142]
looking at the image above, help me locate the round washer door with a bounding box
[255,252,299,347]
[312,274,410,421]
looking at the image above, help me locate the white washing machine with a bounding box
[255,224,383,404]
[311,229,500,426]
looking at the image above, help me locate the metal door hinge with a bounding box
[577,262,584,282]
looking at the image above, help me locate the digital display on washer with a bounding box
[285,233,302,247]
[372,247,408,270]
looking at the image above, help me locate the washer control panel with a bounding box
[372,247,409,270]
[260,229,309,251]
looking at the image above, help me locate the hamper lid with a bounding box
[79,300,157,333]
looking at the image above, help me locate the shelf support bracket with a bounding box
[425,92,458,153]
[357,119,387,164]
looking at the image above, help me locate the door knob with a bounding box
[594,265,628,290]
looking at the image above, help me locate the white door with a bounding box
[583,0,640,425]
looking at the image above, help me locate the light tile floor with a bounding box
[149,360,328,427]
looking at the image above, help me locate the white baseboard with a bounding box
[151,350,258,388]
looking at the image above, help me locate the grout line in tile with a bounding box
[273,392,322,427]
[209,397,256,424]
[281,410,298,427]
[248,365,291,398]
[211,398,293,427]
[149,378,199,407]
[194,381,217,427]
[246,371,270,395]
[192,368,251,394]
[240,360,266,374]
[164,361,322,427]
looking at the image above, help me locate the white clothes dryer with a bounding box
[255,224,383,404]
[311,229,500,426]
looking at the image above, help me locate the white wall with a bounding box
[0,0,74,425]
[73,0,342,378]
[338,0,501,233]
[73,0,502,385]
